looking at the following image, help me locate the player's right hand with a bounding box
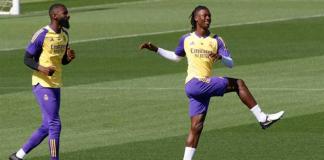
[139,42,158,52]
[209,52,222,62]
[38,65,56,76]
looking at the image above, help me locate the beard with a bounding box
[59,18,70,29]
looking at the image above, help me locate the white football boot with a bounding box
[260,111,285,129]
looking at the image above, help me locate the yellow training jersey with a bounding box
[175,32,230,83]
[26,25,69,88]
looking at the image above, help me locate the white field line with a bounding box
[9,0,163,15]
[0,86,324,91]
[1,14,324,52]
[71,14,324,44]
[69,87,324,91]
[70,0,163,11]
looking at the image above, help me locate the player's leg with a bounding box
[225,78,256,108]
[20,118,49,156]
[186,113,207,147]
[40,87,61,160]
[225,78,284,129]
[183,78,211,160]
[183,113,206,160]
[22,85,61,160]
[9,85,50,160]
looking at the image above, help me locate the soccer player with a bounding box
[139,5,284,160]
[9,3,75,160]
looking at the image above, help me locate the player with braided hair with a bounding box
[140,5,284,160]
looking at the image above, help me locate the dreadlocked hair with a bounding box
[189,5,209,32]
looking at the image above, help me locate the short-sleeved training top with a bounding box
[175,32,230,83]
[26,25,69,88]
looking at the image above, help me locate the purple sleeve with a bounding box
[25,29,47,57]
[174,34,189,57]
[214,35,231,57]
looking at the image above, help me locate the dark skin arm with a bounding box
[209,52,222,62]
[139,42,158,52]
[67,48,76,60]
[62,48,76,65]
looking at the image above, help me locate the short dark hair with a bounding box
[189,5,209,31]
[49,3,66,15]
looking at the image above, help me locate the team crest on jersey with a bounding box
[44,94,49,101]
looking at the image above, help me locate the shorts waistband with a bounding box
[195,77,211,83]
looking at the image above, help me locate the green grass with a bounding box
[2,0,324,50]
[1,17,323,95]
[1,0,324,159]
[1,54,324,159]
[20,0,141,13]
[32,112,324,160]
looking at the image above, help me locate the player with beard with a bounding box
[9,3,75,160]
[140,5,284,160]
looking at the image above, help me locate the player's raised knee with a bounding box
[236,79,246,87]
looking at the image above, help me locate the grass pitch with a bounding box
[1,0,324,159]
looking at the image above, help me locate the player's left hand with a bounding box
[67,48,76,61]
